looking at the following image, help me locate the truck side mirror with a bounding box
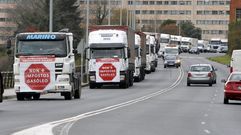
[6,39,11,49]
[73,49,78,54]
[127,48,131,58]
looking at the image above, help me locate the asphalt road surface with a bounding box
[1,53,241,135]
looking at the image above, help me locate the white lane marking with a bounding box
[13,68,184,135]
[201,122,206,125]
[204,129,211,134]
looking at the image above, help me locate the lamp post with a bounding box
[49,0,53,32]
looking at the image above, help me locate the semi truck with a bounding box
[8,30,81,100]
[145,35,156,73]
[134,32,146,82]
[209,38,222,53]
[87,25,135,89]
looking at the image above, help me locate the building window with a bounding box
[156,1,162,5]
[149,1,155,5]
[236,9,241,21]
[143,1,148,5]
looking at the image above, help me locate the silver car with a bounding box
[187,64,217,86]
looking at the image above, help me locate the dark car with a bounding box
[222,72,241,104]
[164,55,181,68]
[187,64,217,86]
[0,72,4,102]
[189,47,200,54]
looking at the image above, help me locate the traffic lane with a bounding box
[68,54,239,135]
[67,56,212,135]
[182,53,241,134]
[1,58,180,135]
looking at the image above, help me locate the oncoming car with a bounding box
[222,72,241,104]
[164,55,181,68]
[187,64,217,86]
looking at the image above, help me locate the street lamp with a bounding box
[49,0,53,32]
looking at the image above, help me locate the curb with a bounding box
[3,83,89,100]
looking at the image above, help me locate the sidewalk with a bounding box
[3,83,89,100]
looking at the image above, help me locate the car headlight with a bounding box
[176,60,181,63]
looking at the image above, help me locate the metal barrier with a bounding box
[1,71,14,89]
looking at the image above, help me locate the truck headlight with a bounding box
[120,75,125,80]
[90,75,96,81]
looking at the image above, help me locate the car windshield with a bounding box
[165,48,178,54]
[16,40,67,57]
[90,48,124,59]
[190,66,211,72]
[165,56,176,60]
[230,74,241,81]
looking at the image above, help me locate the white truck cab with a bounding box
[12,32,81,100]
[87,26,135,89]
[158,33,170,58]
[230,50,241,73]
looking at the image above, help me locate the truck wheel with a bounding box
[223,97,229,104]
[33,93,40,100]
[89,83,95,89]
[25,94,32,100]
[64,92,72,100]
[129,71,134,87]
[16,93,24,101]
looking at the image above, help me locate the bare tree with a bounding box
[95,0,109,25]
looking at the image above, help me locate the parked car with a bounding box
[189,47,200,54]
[164,55,181,68]
[222,72,241,104]
[187,64,217,86]
[0,72,4,102]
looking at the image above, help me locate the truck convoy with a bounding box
[158,33,170,58]
[87,26,135,89]
[134,32,146,82]
[10,31,81,100]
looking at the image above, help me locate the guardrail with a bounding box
[1,71,14,89]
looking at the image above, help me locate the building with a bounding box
[0,0,16,46]
[230,0,241,22]
[126,0,230,40]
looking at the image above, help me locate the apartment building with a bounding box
[230,0,241,22]
[126,0,230,40]
[0,0,16,46]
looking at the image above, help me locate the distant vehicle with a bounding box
[0,72,3,102]
[170,35,182,46]
[187,64,217,86]
[198,40,209,53]
[180,37,198,53]
[218,39,228,53]
[158,33,170,58]
[222,72,241,104]
[164,55,181,68]
[189,47,200,54]
[209,38,222,53]
[230,50,241,73]
[163,44,179,58]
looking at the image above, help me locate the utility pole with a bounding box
[120,0,123,25]
[49,0,53,32]
[108,0,111,25]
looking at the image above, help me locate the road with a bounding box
[1,53,241,135]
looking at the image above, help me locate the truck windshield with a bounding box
[210,41,221,45]
[165,49,178,54]
[181,42,191,45]
[16,40,67,57]
[91,48,124,59]
[160,38,169,43]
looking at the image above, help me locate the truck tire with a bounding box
[129,71,134,87]
[33,93,40,100]
[74,77,81,99]
[64,92,72,100]
[89,83,96,89]
[151,66,156,72]
[17,93,24,101]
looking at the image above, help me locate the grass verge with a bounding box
[208,54,231,65]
